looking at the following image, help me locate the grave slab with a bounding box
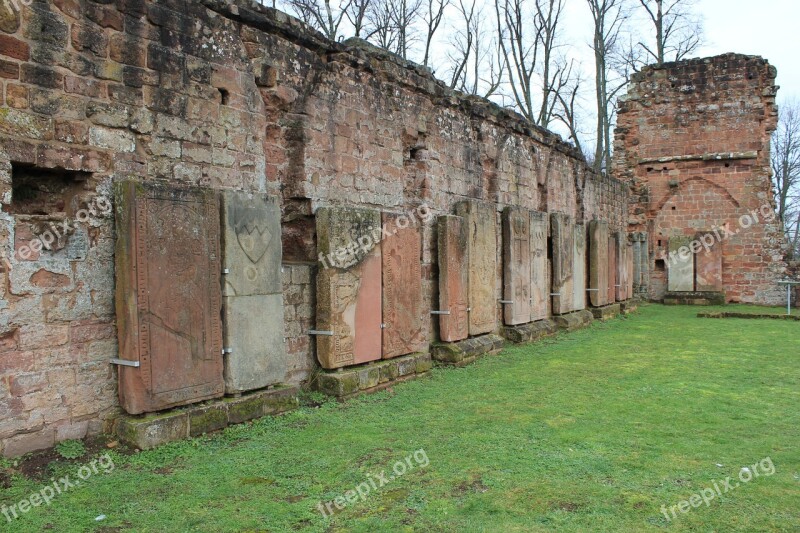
[455,200,497,335]
[573,224,587,311]
[437,215,469,342]
[695,232,723,292]
[530,211,549,321]
[115,181,224,415]
[668,236,694,292]
[588,220,609,307]
[550,213,574,315]
[503,207,532,325]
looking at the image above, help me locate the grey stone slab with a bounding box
[550,213,574,315]
[668,236,694,292]
[503,207,532,325]
[588,220,609,307]
[455,200,497,335]
[573,224,586,311]
[530,211,549,321]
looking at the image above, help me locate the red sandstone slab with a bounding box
[588,220,609,307]
[607,235,617,304]
[626,243,634,300]
[316,207,383,369]
[503,207,532,325]
[550,213,574,315]
[382,213,426,358]
[530,211,549,321]
[573,224,587,311]
[114,181,224,415]
[615,232,626,302]
[695,232,723,292]
[455,200,497,335]
[437,215,469,342]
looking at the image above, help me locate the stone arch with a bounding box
[654,176,740,214]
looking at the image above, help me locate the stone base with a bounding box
[431,334,505,367]
[590,304,621,321]
[620,299,639,315]
[114,385,299,450]
[314,352,432,398]
[553,310,594,331]
[663,291,725,305]
[698,311,800,321]
[502,319,558,344]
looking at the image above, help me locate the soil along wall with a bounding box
[614,54,787,304]
[0,0,628,456]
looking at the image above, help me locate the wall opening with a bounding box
[8,164,89,216]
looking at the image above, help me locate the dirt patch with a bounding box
[552,501,581,512]
[13,437,134,481]
[453,477,489,496]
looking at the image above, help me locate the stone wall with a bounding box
[614,54,786,303]
[0,0,627,456]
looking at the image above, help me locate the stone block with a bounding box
[554,310,594,331]
[530,211,549,321]
[431,334,503,366]
[668,236,694,292]
[116,412,189,450]
[608,235,617,304]
[591,304,621,321]
[437,215,469,342]
[573,224,587,311]
[188,404,228,437]
[114,181,224,415]
[313,353,429,397]
[2,430,55,458]
[501,319,558,344]
[589,221,609,307]
[503,207,532,325]
[316,207,383,369]
[455,200,497,335]
[550,213,574,315]
[220,190,287,393]
[382,213,426,358]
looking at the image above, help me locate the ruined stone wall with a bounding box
[614,54,786,303]
[0,0,627,456]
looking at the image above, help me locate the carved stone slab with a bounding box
[588,220,609,307]
[382,213,426,358]
[668,236,694,292]
[530,211,549,321]
[608,235,617,303]
[221,190,286,393]
[614,232,626,302]
[550,213,574,315]
[573,224,587,311]
[455,200,497,335]
[316,207,382,369]
[503,207,532,325]
[626,243,634,300]
[695,233,723,292]
[437,215,469,342]
[115,181,223,415]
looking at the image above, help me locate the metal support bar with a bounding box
[586,288,600,292]
[499,300,514,304]
[110,358,140,368]
[430,310,451,315]
[550,293,561,296]
[222,268,230,275]
[308,330,334,336]
[380,323,388,329]
[222,348,233,355]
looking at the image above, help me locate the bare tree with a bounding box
[636,0,702,65]
[772,100,800,258]
[446,0,504,98]
[345,0,372,38]
[282,0,353,41]
[494,0,569,128]
[422,0,450,66]
[586,0,629,172]
[553,60,585,154]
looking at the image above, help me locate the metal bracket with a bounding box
[380,323,388,329]
[222,268,230,275]
[550,293,561,296]
[614,284,621,287]
[586,288,600,292]
[499,300,514,305]
[109,358,140,368]
[431,310,451,315]
[308,330,334,336]
[222,348,233,355]
[467,307,472,312]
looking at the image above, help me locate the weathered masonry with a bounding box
[1,0,638,456]
[615,54,787,305]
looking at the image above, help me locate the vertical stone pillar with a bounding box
[588,220,609,307]
[550,213,574,315]
[573,224,587,311]
[455,200,497,335]
[437,215,469,342]
[608,235,617,304]
[530,211,549,321]
[503,207,532,325]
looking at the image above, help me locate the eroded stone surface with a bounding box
[455,200,497,335]
[588,220,609,307]
[437,215,469,342]
[503,207,532,325]
[573,224,586,311]
[316,207,382,369]
[550,213,574,315]
[115,181,224,415]
[382,213,426,358]
[695,233,723,292]
[626,242,634,299]
[614,232,626,302]
[607,235,617,303]
[221,190,286,393]
[668,236,694,292]
[530,211,549,321]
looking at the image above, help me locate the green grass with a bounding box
[2,304,799,532]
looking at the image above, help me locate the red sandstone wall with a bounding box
[0,0,626,456]
[614,54,786,303]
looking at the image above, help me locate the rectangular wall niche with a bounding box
[8,164,89,216]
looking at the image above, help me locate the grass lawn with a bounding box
[2,304,799,532]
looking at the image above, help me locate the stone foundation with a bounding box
[620,300,640,315]
[313,353,432,398]
[114,385,300,450]
[590,304,621,321]
[501,320,558,344]
[431,335,505,367]
[698,312,800,321]
[553,310,594,331]
[663,291,726,306]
